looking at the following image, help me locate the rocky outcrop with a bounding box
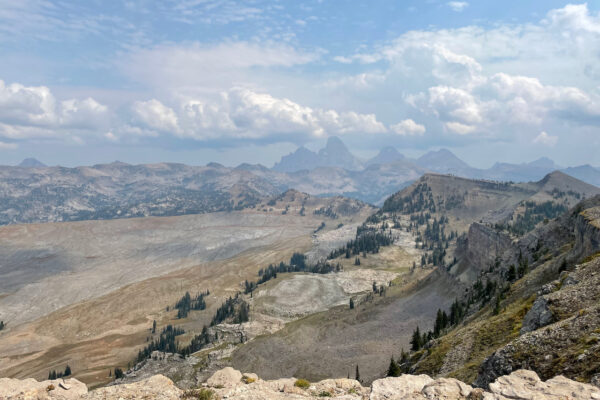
[3,368,599,399]
[84,375,182,400]
[476,255,600,388]
[0,377,87,399]
[519,297,553,334]
[573,203,600,260]
[454,222,513,281]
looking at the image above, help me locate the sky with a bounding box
[0,0,599,168]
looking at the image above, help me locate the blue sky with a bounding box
[0,1,599,167]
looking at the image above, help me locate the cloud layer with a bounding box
[0,3,598,166]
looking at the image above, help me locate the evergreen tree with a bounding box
[349,298,355,309]
[64,365,71,377]
[493,296,501,315]
[152,320,156,334]
[507,264,516,282]
[410,326,422,351]
[355,365,360,382]
[387,357,401,377]
[0,320,4,330]
[114,368,124,379]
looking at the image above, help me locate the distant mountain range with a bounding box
[272,137,600,187]
[4,137,598,225]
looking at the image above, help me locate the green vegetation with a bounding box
[0,320,4,331]
[294,379,310,389]
[114,368,124,379]
[48,365,71,380]
[245,252,341,294]
[211,295,250,326]
[175,290,209,319]
[328,229,392,259]
[137,325,185,362]
[314,206,338,219]
[182,388,215,399]
[387,357,401,377]
[496,201,568,236]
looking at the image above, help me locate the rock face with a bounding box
[475,254,600,388]
[519,297,553,334]
[2,368,599,399]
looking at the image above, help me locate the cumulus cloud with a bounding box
[447,2,468,12]
[127,88,388,142]
[533,131,558,146]
[328,3,600,143]
[132,99,180,133]
[390,119,426,135]
[0,79,109,141]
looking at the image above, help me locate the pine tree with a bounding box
[355,365,360,382]
[64,365,72,376]
[507,264,516,282]
[152,320,156,334]
[387,357,401,377]
[493,296,501,315]
[349,298,355,309]
[410,326,422,351]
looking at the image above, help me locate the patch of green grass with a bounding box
[294,379,310,389]
[416,295,535,383]
[181,388,215,400]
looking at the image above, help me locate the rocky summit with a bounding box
[1,367,599,399]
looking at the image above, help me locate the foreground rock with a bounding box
[2,367,599,399]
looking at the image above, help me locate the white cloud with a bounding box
[127,88,388,142]
[132,99,180,133]
[445,121,476,135]
[328,4,600,142]
[533,131,558,146]
[0,79,109,141]
[447,2,469,12]
[390,119,426,135]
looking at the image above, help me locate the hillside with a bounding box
[228,173,599,385]
[404,195,600,387]
[0,162,281,225]
[0,192,374,387]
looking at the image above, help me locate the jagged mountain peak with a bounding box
[273,137,362,172]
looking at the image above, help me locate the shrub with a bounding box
[46,385,55,392]
[294,379,310,389]
[241,375,256,384]
[318,390,332,397]
[181,388,214,400]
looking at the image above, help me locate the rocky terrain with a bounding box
[1,366,599,399]
[406,195,600,388]
[3,138,599,226]
[1,168,598,394]
[0,191,374,387]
